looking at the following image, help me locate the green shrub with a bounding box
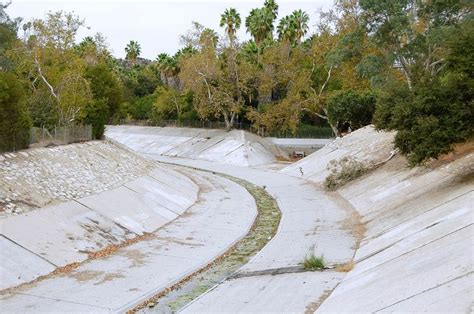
[327,90,376,135]
[27,88,59,128]
[128,94,155,120]
[83,99,109,139]
[0,72,31,152]
[373,18,474,165]
[374,77,473,165]
[84,63,124,120]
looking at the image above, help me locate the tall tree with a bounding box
[277,10,309,45]
[245,8,274,48]
[291,10,309,44]
[0,1,21,71]
[277,15,294,43]
[20,11,91,125]
[0,72,32,151]
[84,63,123,120]
[220,8,241,44]
[156,53,178,86]
[200,28,219,48]
[179,24,256,130]
[75,33,110,65]
[359,0,469,90]
[125,40,141,66]
[368,1,474,164]
[264,0,279,20]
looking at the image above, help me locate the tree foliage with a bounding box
[84,63,124,120]
[0,72,31,151]
[368,0,473,164]
[151,86,195,121]
[0,0,471,164]
[125,40,141,65]
[327,90,376,135]
[220,8,241,44]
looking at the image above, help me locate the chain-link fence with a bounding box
[0,131,30,153]
[29,125,92,148]
[118,119,334,139]
[265,128,334,139]
[1,125,93,153]
[119,119,247,130]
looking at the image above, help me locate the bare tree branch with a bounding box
[35,54,59,100]
[319,65,333,96]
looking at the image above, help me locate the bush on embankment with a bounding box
[0,72,31,152]
[372,15,474,165]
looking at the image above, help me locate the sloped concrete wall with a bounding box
[0,236,56,289]
[267,138,333,156]
[106,125,285,166]
[281,126,396,182]
[317,154,473,312]
[0,143,199,290]
[279,127,473,312]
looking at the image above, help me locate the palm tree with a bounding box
[125,40,141,65]
[200,28,219,48]
[240,40,259,64]
[156,53,181,88]
[77,36,96,50]
[220,8,241,43]
[291,10,309,44]
[245,8,274,46]
[263,0,279,20]
[277,15,294,43]
[174,45,197,60]
[157,53,179,75]
[156,53,176,75]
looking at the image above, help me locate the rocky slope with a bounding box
[0,141,156,216]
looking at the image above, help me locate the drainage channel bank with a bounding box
[133,173,281,313]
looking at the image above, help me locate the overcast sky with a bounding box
[6,0,334,60]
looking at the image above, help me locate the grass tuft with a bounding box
[302,253,325,270]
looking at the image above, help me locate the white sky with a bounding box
[6,0,334,60]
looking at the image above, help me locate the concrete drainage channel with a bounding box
[0,167,259,312]
[1,141,352,313]
[134,174,282,313]
[134,167,349,314]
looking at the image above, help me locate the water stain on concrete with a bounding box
[94,272,125,285]
[123,249,148,268]
[68,270,104,282]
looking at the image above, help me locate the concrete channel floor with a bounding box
[0,169,257,312]
[142,155,356,313]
